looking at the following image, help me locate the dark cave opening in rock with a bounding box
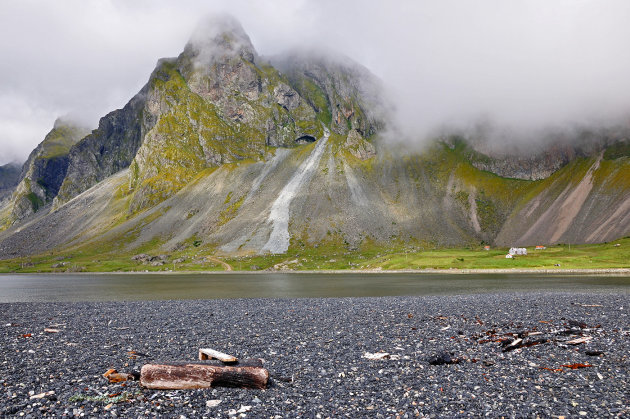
[295,135,317,144]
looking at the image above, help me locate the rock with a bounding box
[467,128,626,180]
[272,51,385,137]
[274,83,300,110]
[427,351,456,366]
[344,129,376,160]
[206,400,222,408]
[236,406,252,413]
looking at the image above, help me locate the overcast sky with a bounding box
[1,0,630,164]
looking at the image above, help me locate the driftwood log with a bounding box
[140,359,269,390]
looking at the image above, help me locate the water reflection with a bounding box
[0,273,628,302]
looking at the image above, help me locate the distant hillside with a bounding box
[0,162,21,203]
[7,119,89,223]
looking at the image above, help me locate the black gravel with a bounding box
[1,293,628,418]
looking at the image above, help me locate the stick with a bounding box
[566,336,593,345]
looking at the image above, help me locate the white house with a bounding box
[509,247,527,256]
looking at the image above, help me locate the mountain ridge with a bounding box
[0,16,628,262]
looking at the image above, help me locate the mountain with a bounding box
[0,162,21,205]
[7,118,89,223]
[0,16,628,261]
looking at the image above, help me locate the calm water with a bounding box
[0,273,628,302]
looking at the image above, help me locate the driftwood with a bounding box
[502,338,548,352]
[566,336,593,345]
[140,359,268,390]
[103,368,138,383]
[198,348,237,363]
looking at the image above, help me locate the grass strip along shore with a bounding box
[1,237,629,273]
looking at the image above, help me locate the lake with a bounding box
[0,272,628,302]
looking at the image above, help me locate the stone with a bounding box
[274,83,300,110]
[427,352,456,366]
[344,129,376,160]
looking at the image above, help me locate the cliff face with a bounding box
[462,127,630,180]
[0,162,21,204]
[9,119,89,222]
[272,50,385,138]
[53,86,157,207]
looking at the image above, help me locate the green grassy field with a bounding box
[1,236,628,273]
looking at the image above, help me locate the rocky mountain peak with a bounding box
[271,49,386,137]
[7,119,90,222]
[183,14,257,66]
[10,16,388,220]
[0,162,21,204]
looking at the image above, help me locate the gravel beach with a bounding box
[1,293,628,418]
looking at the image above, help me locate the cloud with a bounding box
[1,0,630,164]
[0,93,57,164]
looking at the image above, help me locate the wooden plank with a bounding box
[140,360,268,390]
[199,348,238,363]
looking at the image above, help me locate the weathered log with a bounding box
[198,348,237,363]
[140,359,268,390]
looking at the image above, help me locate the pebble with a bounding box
[0,292,628,417]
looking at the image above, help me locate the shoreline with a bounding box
[2,267,630,275]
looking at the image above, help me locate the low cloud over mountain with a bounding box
[1,1,630,164]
